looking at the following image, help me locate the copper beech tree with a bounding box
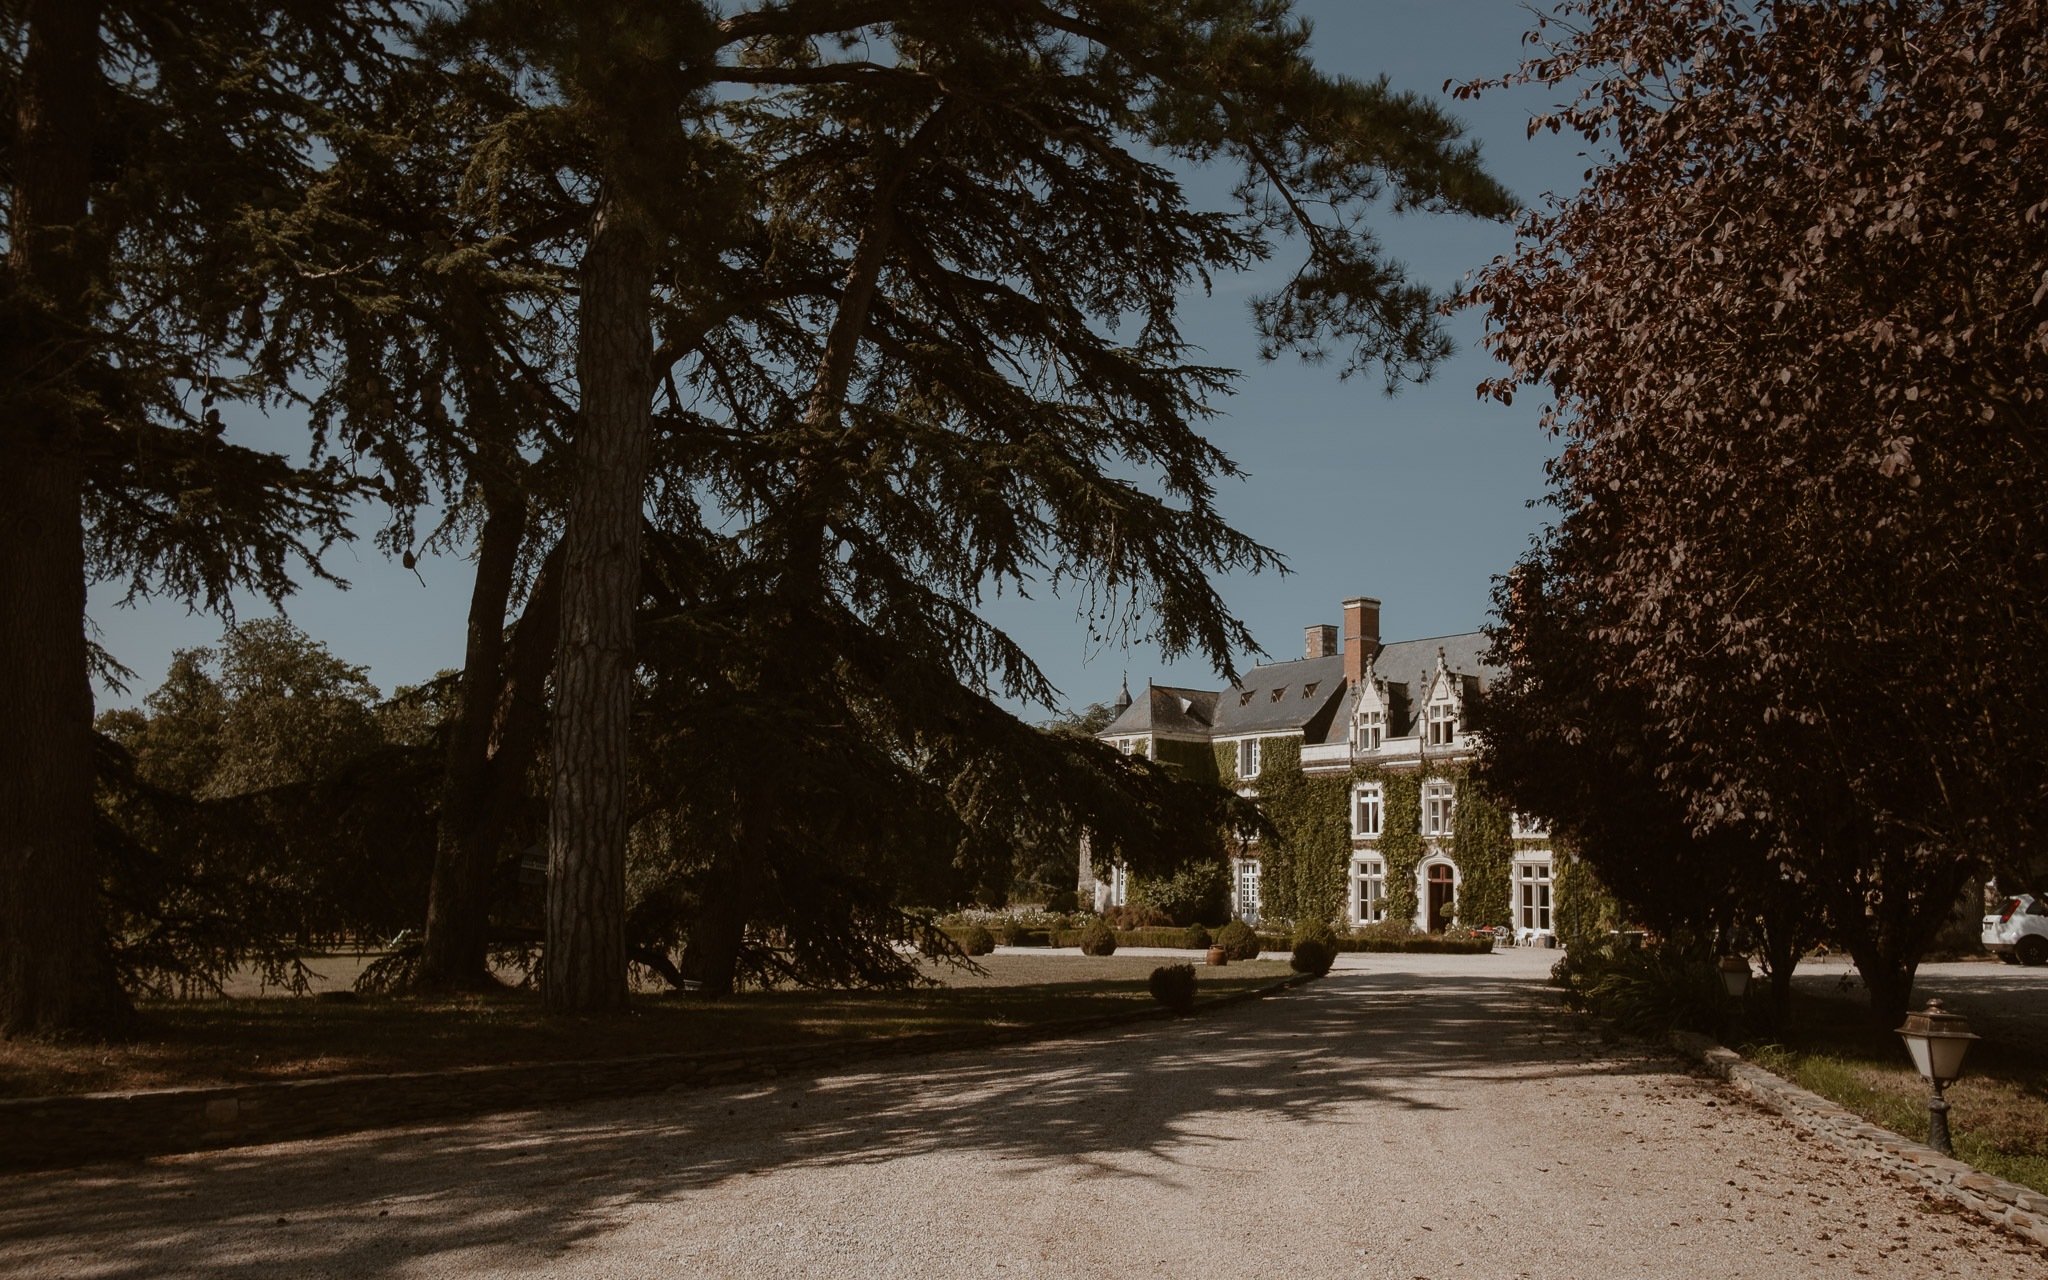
[1466,0,2048,1025]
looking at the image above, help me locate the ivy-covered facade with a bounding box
[1096,595,1559,937]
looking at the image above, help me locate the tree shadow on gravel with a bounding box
[0,967,1677,1279]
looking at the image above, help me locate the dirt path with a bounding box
[5,952,2043,1279]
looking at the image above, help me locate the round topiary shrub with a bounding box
[959,924,996,956]
[1215,919,1260,961]
[1148,962,1198,1013]
[1182,923,1212,951]
[1078,919,1117,956]
[1293,918,1337,951]
[999,919,1032,947]
[1290,937,1335,976]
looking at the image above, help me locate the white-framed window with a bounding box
[1234,857,1262,919]
[1426,701,1458,746]
[1423,778,1455,836]
[1355,857,1386,923]
[1518,862,1553,932]
[1115,737,1135,755]
[1238,737,1263,779]
[1352,782,1383,837]
[1109,862,1129,907]
[1357,709,1384,751]
[1511,811,1548,838]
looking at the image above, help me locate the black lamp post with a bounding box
[1717,956,1750,1042]
[1718,955,1751,999]
[1896,999,1979,1157]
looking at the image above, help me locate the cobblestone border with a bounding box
[1,970,1316,1174]
[1669,1029,2048,1248]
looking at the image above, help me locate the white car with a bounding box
[1984,894,2048,966]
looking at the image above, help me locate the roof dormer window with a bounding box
[1269,687,1285,703]
[1357,709,1384,751]
[1301,682,1319,698]
[1239,690,1255,707]
[1426,701,1457,746]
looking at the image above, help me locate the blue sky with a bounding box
[90,0,1590,717]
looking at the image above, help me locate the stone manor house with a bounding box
[1091,594,1557,940]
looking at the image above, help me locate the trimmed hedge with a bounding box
[1330,936,1493,955]
[1049,927,1217,949]
[944,926,1053,948]
[957,925,996,956]
[969,926,1491,956]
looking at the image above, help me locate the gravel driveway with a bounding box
[5,950,2043,1279]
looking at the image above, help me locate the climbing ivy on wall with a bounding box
[1450,772,1513,929]
[1247,737,1349,927]
[1229,743,1519,933]
[1551,851,1620,947]
[1151,737,1217,781]
[1374,769,1423,927]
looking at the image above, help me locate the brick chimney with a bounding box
[1343,596,1381,686]
[1304,623,1338,659]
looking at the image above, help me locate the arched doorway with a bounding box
[1426,863,1455,934]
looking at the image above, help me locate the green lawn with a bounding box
[1741,993,2048,1196]
[0,954,1292,1100]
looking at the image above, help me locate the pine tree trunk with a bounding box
[544,192,652,1012]
[688,866,750,999]
[419,489,527,991]
[0,0,130,1038]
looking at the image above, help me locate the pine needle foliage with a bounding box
[1,0,413,1035]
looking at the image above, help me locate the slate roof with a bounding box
[1099,684,1219,737]
[1101,629,1499,746]
[1209,654,1348,736]
[1317,631,1498,743]
[1372,631,1498,695]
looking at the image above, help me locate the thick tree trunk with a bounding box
[420,530,563,989]
[0,0,130,1038]
[419,490,528,991]
[688,885,750,999]
[1851,944,1918,1033]
[544,192,653,1012]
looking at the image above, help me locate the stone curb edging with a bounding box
[1667,1030,2048,1248]
[1,970,1317,1175]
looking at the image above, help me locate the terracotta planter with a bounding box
[1206,946,1228,966]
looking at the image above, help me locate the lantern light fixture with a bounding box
[1895,999,1979,1157]
[1718,956,1751,1000]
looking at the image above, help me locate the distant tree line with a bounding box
[0,0,1514,1034]
[1465,0,2048,1027]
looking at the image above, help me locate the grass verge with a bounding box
[1,955,1292,1100]
[1741,992,2048,1196]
